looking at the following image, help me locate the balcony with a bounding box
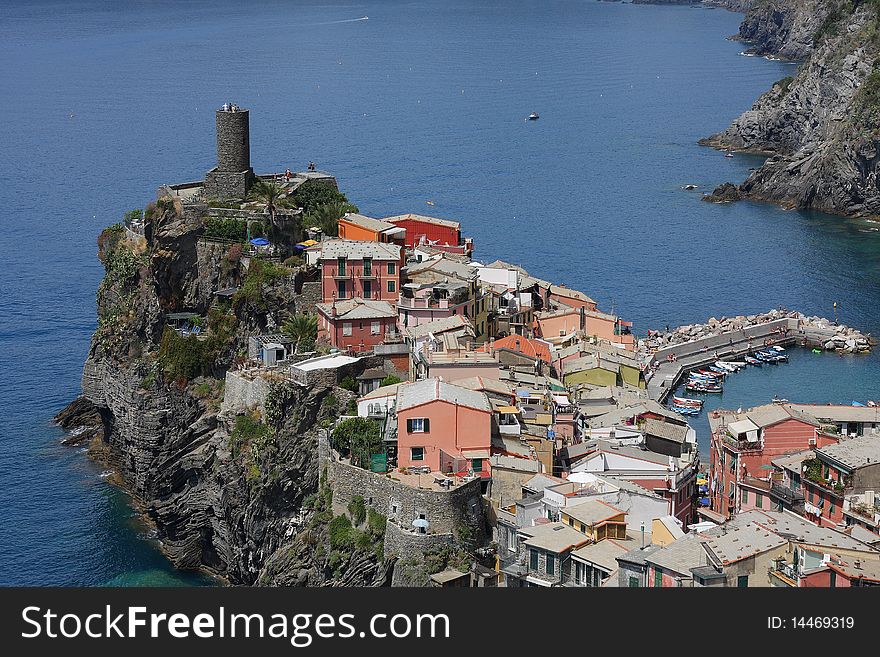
[360,268,377,280]
[332,268,351,279]
[721,433,763,453]
[769,561,798,587]
[770,482,805,506]
[397,296,450,310]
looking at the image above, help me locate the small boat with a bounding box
[811,348,822,354]
[687,384,723,393]
[724,152,734,158]
[709,366,728,375]
[727,361,748,368]
[672,396,703,408]
[770,346,785,352]
[744,356,761,366]
[672,405,700,416]
[527,112,539,121]
[772,396,789,404]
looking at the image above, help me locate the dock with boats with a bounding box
[642,312,872,404]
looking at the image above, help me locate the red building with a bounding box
[316,298,399,353]
[708,404,838,520]
[384,214,473,256]
[318,239,402,304]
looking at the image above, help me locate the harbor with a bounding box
[643,311,873,404]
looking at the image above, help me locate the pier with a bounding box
[643,315,870,403]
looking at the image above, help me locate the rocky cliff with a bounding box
[57,200,391,585]
[702,0,880,219]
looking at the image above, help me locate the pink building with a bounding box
[396,378,493,479]
[316,298,399,353]
[319,239,402,304]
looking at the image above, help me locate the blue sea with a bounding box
[1,0,878,585]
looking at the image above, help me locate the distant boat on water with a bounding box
[527,112,539,121]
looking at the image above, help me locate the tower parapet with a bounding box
[204,103,255,200]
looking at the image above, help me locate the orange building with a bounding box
[337,213,406,245]
[396,378,493,480]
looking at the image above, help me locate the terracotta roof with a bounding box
[480,335,553,363]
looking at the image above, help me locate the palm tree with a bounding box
[248,179,291,229]
[283,313,318,353]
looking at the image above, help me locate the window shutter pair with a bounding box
[405,418,430,433]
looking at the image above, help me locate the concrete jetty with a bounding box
[642,311,872,403]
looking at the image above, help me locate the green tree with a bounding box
[282,312,318,353]
[379,374,402,387]
[331,417,382,469]
[293,185,356,214]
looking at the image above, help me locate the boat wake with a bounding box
[312,16,368,26]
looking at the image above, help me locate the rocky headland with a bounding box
[701,0,880,220]
[55,198,475,586]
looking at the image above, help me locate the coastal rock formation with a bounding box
[701,1,880,219]
[56,200,391,585]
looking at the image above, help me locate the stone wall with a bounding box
[324,448,487,545]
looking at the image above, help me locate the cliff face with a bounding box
[59,201,389,585]
[702,1,880,218]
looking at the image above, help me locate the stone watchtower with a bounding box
[203,104,255,200]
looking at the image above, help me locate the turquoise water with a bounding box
[1,0,878,585]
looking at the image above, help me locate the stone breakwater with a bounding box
[641,309,873,355]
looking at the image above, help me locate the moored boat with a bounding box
[672,395,703,408]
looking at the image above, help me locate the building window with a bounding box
[337,257,346,276]
[742,490,748,505]
[342,322,352,336]
[406,418,430,433]
[410,447,424,461]
[338,280,347,299]
[654,569,662,588]
[388,262,396,275]
[471,458,483,473]
[529,549,539,571]
[363,280,372,298]
[829,570,836,588]
[546,553,555,576]
[755,494,763,509]
[363,258,372,277]
[737,575,749,588]
[371,320,380,335]
[387,280,396,293]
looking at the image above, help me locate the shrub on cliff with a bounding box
[232,259,290,314]
[347,496,367,527]
[203,216,246,241]
[158,328,209,382]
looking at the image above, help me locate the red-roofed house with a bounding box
[384,214,473,256]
